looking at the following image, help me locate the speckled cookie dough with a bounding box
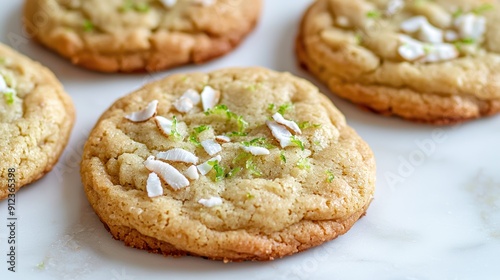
[24,0,262,73]
[80,67,376,261]
[297,0,500,124]
[0,43,75,200]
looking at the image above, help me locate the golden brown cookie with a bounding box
[0,43,75,200]
[24,0,262,73]
[80,67,376,261]
[297,0,500,124]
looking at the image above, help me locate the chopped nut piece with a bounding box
[201,139,222,156]
[266,120,293,148]
[185,165,200,180]
[241,145,270,156]
[272,112,302,135]
[144,156,189,190]
[156,148,198,164]
[198,197,222,207]
[125,100,158,122]
[201,86,220,111]
[146,172,163,198]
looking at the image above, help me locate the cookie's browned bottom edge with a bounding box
[98,204,370,263]
[25,13,261,74]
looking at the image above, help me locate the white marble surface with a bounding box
[1,0,500,279]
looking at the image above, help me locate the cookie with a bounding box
[296,0,500,124]
[24,0,262,73]
[80,67,376,261]
[0,43,75,200]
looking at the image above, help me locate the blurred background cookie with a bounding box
[0,43,75,200]
[24,0,262,72]
[297,0,500,124]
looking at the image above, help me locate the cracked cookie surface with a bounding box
[80,67,375,261]
[297,0,500,124]
[24,0,262,72]
[0,43,75,200]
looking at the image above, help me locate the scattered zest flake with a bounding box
[120,0,150,12]
[366,10,381,19]
[226,167,241,178]
[296,158,311,170]
[241,145,270,156]
[125,100,158,122]
[197,155,222,175]
[189,125,210,146]
[280,151,287,163]
[205,104,248,132]
[290,136,305,151]
[245,158,262,177]
[298,121,321,130]
[83,19,94,32]
[208,160,225,182]
[326,170,335,183]
[174,89,200,113]
[0,75,15,105]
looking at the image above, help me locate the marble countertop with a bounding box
[1,0,499,279]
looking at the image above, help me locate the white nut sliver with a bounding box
[215,135,231,143]
[398,35,426,61]
[125,100,158,122]
[197,155,222,175]
[154,116,173,136]
[266,120,292,148]
[144,156,189,190]
[418,22,443,43]
[455,14,486,41]
[241,145,270,156]
[173,97,194,113]
[444,30,459,42]
[194,0,216,6]
[421,43,459,63]
[272,112,302,135]
[160,0,177,8]
[201,139,222,156]
[156,148,198,164]
[146,173,163,198]
[400,16,428,33]
[198,197,222,207]
[398,44,425,61]
[182,89,201,105]
[336,16,350,27]
[185,165,200,180]
[201,86,220,111]
[386,0,404,16]
[0,75,7,92]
